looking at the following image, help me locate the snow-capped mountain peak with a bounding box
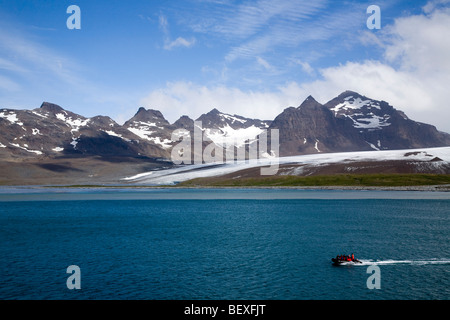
[325,92,392,131]
[123,107,175,149]
[195,108,271,148]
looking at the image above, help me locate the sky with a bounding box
[0,0,450,132]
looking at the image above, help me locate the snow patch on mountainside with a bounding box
[31,110,48,118]
[366,141,380,151]
[102,130,132,142]
[220,113,247,124]
[55,113,90,130]
[132,121,165,130]
[127,124,173,148]
[205,124,263,148]
[32,128,42,135]
[127,127,155,140]
[9,143,43,155]
[0,111,23,126]
[331,97,381,115]
[314,140,321,152]
[70,138,79,149]
[352,114,391,129]
[148,137,173,149]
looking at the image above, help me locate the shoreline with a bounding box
[2,183,450,201]
[1,184,449,192]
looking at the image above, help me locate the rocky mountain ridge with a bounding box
[1,91,450,162]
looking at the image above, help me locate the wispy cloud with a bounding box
[158,13,196,51]
[0,26,82,87]
[164,37,197,50]
[159,13,169,33]
[189,0,326,39]
[292,59,315,76]
[256,56,273,71]
[0,57,28,74]
[181,0,366,63]
[0,75,21,92]
[423,0,450,13]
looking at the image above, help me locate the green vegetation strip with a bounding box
[177,174,450,187]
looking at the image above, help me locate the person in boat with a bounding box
[333,253,361,263]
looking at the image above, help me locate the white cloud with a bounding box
[159,14,169,34]
[292,59,315,76]
[256,56,272,71]
[301,61,432,111]
[158,13,196,51]
[164,37,197,50]
[383,7,450,75]
[423,0,450,14]
[139,81,304,123]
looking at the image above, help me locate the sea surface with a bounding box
[0,188,449,300]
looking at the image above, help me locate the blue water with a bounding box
[0,189,449,300]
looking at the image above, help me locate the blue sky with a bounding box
[1,0,450,131]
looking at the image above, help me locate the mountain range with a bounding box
[1,90,449,161]
[1,90,450,185]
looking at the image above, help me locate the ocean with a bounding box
[0,188,449,300]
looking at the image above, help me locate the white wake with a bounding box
[357,259,450,266]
